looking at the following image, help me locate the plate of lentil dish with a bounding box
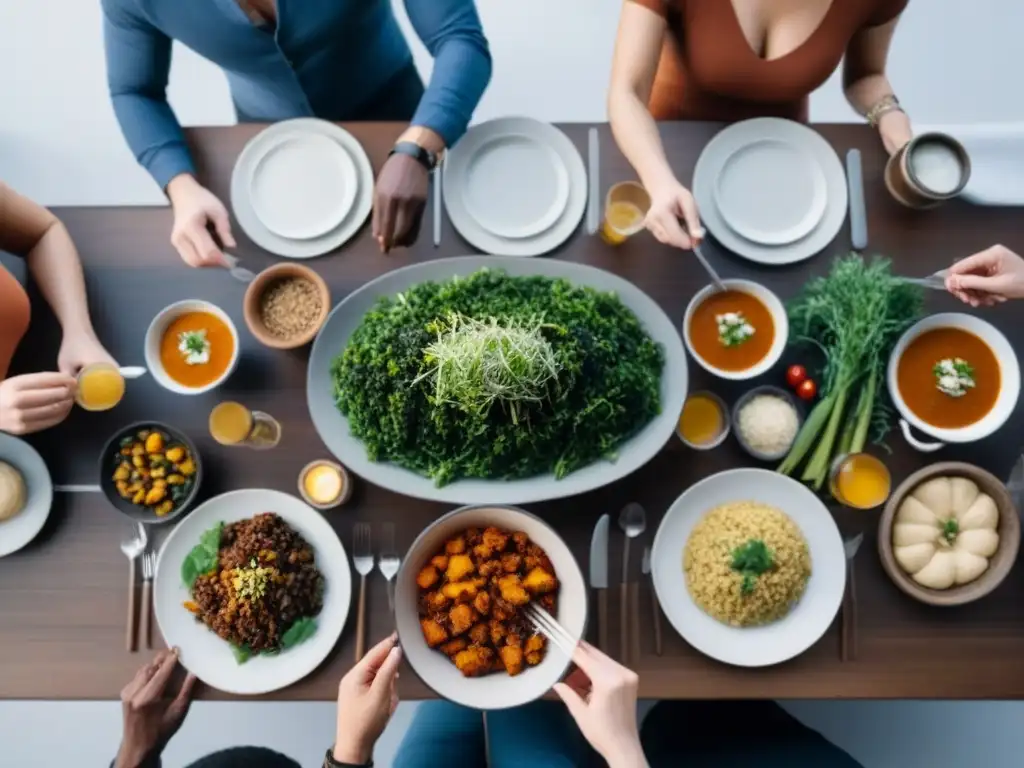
[154,489,351,694]
[651,468,844,667]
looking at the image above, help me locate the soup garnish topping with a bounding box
[179,329,211,366]
[934,358,975,398]
[717,312,755,347]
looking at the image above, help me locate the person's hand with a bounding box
[115,648,197,768]
[372,153,428,253]
[57,330,117,377]
[945,244,1024,306]
[553,641,647,768]
[878,109,913,156]
[333,634,403,765]
[166,174,235,268]
[0,372,76,435]
[643,178,703,250]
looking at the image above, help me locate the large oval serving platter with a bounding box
[307,256,688,505]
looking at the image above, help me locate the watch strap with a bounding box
[324,747,372,768]
[389,141,437,171]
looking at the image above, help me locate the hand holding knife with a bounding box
[589,514,610,653]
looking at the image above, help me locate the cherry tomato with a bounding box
[786,365,807,389]
[797,379,818,401]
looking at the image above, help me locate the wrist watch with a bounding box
[323,747,372,768]
[866,94,904,127]
[389,141,438,172]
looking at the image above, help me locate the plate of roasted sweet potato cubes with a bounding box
[100,422,202,524]
[396,505,587,711]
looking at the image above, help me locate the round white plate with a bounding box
[460,133,570,239]
[0,433,52,558]
[693,118,848,265]
[651,468,845,668]
[248,132,358,241]
[231,119,373,259]
[154,489,351,695]
[713,138,827,245]
[444,117,587,257]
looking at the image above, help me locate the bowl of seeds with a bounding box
[243,263,331,349]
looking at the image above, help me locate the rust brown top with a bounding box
[628,0,908,121]
[0,183,52,380]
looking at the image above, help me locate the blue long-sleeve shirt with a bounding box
[101,0,492,190]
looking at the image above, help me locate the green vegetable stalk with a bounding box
[778,254,923,489]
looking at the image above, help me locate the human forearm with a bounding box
[405,0,492,148]
[26,221,97,335]
[606,740,651,768]
[845,73,912,154]
[608,89,677,192]
[844,72,897,117]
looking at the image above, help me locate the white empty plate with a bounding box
[231,119,374,259]
[249,133,357,240]
[444,117,587,257]
[462,134,569,239]
[714,139,827,245]
[154,489,351,695]
[651,468,845,668]
[0,433,52,558]
[693,118,848,266]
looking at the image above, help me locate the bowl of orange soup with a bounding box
[683,279,787,380]
[144,300,240,395]
[888,313,1020,450]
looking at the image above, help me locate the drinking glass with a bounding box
[599,181,651,245]
[209,401,281,449]
[830,453,892,510]
[75,362,126,412]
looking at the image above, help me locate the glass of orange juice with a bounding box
[76,362,126,412]
[209,401,281,449]
[599,181,651,245]
[830,453,892,510]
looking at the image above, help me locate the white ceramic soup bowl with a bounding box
[144,300,240,395]
[683,279,788,380]
[887,313,1020,451]
[394,504,587,711]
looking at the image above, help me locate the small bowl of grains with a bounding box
[243,263,331,349]
[732,385,803,462]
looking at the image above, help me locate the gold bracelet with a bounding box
[866,94,903,127]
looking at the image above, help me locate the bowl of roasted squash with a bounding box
[99,422,202,525]
[395,504,587,711]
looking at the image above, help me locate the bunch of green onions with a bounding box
[777,255,923,489]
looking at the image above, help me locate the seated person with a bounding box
[0,182,115,435]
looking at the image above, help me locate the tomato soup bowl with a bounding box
[887,313,1020,452]
[144,300,240,396]
[682,279,788,381]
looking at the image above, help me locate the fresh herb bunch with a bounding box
[731,539,775,595]
[778,254,923,489]
[331,269,664,486]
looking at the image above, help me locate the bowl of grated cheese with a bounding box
[732,386,803,461]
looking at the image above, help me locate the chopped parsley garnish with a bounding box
[730,538,775,596]
[933,358,975,398]
[716,312,755,348]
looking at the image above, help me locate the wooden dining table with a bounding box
[2,121,1023,702]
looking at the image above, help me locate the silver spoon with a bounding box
[692,241,727,293]
[618,502,647,661]
[118,366,147,380]
[222,253,257,284]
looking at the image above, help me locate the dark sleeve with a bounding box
[866,0,909,26]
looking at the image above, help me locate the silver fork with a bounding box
[526,603,577,658]
[377,523,400,614]
[141,550,155,650]
[352,523,374,662]
[119,522,148,652]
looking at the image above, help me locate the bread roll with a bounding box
[0,461,27,522]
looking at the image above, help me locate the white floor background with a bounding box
[3,0,1024,765]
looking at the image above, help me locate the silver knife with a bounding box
[1007,455,1024,515]
[587,128,600,235]
[589,514,610,652]
[846,149,868,251]
[841,531,863,662]
[641,546,662,656]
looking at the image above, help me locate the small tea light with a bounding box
[298,460,352,510]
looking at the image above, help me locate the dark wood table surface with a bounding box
[2,122,1023,701]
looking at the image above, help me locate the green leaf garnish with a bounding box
[181,521,223,589]
[231,643,251,664]
[281,617,318,648]
[942,518,959,545]
[731,539,775,596]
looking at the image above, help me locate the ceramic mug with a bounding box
[884,132,971,209]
